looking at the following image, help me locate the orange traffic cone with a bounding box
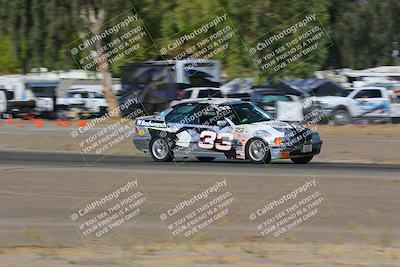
[78,120,87,127]
[35,118,43,127]
[56,119,63,126]
[6,117,13,124]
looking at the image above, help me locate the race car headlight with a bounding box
[274,137,283,145]
[311,131,320,141]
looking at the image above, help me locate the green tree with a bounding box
[0,32,19,74]
[327,0,400,69]
[0,0,398,76]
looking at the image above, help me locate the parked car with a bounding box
[56,88,108,119]
[251,89,300,117]
[170,87,224,106]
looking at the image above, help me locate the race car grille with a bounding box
[283,130,312,148]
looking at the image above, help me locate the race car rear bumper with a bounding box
[133,136,151,152]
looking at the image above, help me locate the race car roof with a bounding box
[182,87,221,91]
[179,97,243,105]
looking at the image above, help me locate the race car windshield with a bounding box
[227,103,273,125]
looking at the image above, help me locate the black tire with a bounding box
[245,138,271,164]
[332,108,351,125]
[149,137,174,162]
[98,106,107,117]
[291,156,313,164]
[196,157,215,162]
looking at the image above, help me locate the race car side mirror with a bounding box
[217,120,228,127]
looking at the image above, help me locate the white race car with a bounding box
[133,99,323,164]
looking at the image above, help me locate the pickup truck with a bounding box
[56,88,108,119]
[314,87,400,124]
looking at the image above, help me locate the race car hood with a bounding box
[234,120,308,143]
[250,120,301,133]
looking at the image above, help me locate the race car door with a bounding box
[165,103,233,157]
[196,104,234,156]
[163,103,200,150]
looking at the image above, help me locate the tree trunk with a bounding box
[87,8,119,117]
[95,42,119,114]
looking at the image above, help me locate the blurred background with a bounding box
[0,1,400,267]
[0,0,399,122]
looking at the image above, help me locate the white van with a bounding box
[0,91,7,115]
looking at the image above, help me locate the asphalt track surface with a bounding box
[0,150,399,246]
[2,149,400,171]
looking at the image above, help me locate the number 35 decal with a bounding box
[199,131,233,151]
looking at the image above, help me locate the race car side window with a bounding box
[226,103,273,125]
[165,104,199,124]
[197,104,219,125]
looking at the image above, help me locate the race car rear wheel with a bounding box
[246,138,271,164]
[291,156,313,164]
[196,157,215,162]
[149,137,173,162]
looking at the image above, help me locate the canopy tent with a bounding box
[280,79,345,96]
[185,69,220,87]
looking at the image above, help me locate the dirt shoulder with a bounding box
[1,241,399,267]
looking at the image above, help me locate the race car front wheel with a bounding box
[149,137,174,162]
[246,138,271,164]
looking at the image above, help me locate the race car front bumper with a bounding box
[270,141,323,160]
[288,141,323,157]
